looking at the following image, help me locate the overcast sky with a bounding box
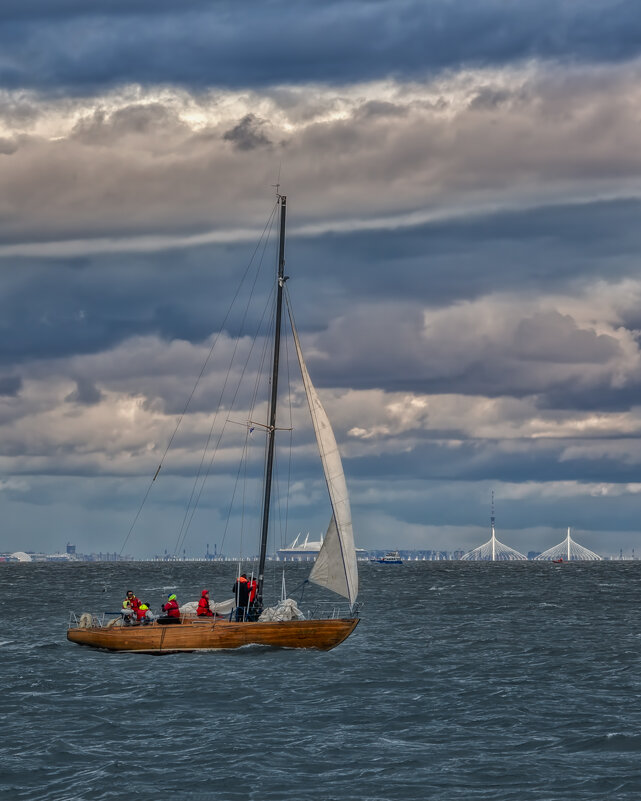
[2,1,641,558]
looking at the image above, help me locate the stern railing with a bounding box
[304,601,362,620]
[68,611,110,629]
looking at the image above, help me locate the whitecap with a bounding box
[142,585,178,591]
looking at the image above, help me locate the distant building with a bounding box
[277,533,323,562]
[204,543,227,561]
[0,548,131,563]
[276,533,368,562]
[9,551,32,562]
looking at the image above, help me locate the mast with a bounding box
[490,490,495,530]
[257,194,287,599]
[491,491,496,561]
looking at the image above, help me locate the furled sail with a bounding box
[288,306,358,605]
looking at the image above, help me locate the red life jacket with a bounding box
[163,599,180,618]
[135,606,148,621]
[248,580,257,602]
[197,596,213,616]
[130,596,141,612]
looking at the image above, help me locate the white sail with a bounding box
[288,307,358,605]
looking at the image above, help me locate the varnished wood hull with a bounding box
[67,616,359,653]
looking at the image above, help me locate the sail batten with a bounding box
[288,304,358,605]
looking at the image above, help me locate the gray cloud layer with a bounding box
[2,59,641,247]
[1,1,641,92]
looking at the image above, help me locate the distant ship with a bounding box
[371,550,403,564]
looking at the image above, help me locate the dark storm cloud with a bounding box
[3,62,641,247]
[0,243,275,366]
[347,437,641,486]
[0,375,21,396]
[71,103,187,143]
[0,138,18,155]
[308,302,626,398]
[288,198,641,314]
[65,376,103,405]
[1,1,641,92]
[223,115,271,151]
[1,196,640,393]
[353,479,641,545]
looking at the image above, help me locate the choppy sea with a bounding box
[2,560,641,800]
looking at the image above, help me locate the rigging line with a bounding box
[254,240,281,545]
[178,221,280,562]
[273,457,283,552]
[172,275,269,556]
[220,431,251,560]
[289,578,310,595]
[272,320,300,559]
[119,201,279,556]
[249,306,275,416]
[234,306,275,558]
[175,282,275,552]
[246,236,279,423]
[256,309,276,514]
[171,210,279,556]
[239,425,249,561]
[174,284,278,555]
[283,310,294,549]
[175,324,272,558]
[272,324,294,552]
[269,316,287,548]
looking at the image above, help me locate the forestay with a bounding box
[288,307,358,605]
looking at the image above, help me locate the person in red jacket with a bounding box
[248,577,257,604]
[197,589,213,617]
[162,594,180,618]
[121,590,139,625]
[123,590,141,614]
[136,602,153,623]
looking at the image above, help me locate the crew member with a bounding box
[122,590,138,625]
[162,593,180,619]
[122,590,139,610]
[137,602,153,624]
[248,576,258,604]
[232,573,250,621]
[247,574,261,621]
[197,589,214,617]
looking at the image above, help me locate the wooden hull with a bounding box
[67,616,359,654]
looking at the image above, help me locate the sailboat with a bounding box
[67,195,360,653]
